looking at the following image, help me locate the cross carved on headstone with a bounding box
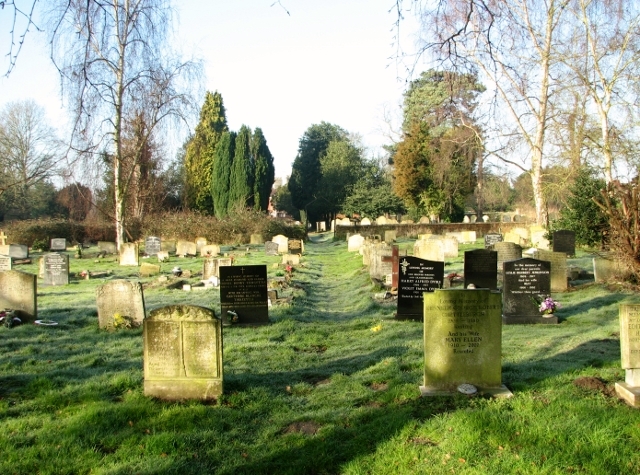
[381,245,400,289]
[0,231,6,246]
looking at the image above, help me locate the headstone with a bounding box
[375,216,388,225]
[502,215,512,223]
[43,253,69,286]
[176,240,197,257]
[195,237,208,253]
[484,233,503,248]
[482,215,489,223]
[360,218,371,226]
[272,235,289,254]
[532,249,568,292]
[96,280,146,329]
[470,215,477,223]
[144,305,222,401]
[0,270,37,323]
[98,241,117,254]
[419,216,430,224]
[216,258,233,276]
[396,256,444,321]
[200,244,220,257]
[503,258,555,324]
[553,230,576,256]
[348,234,365,252]
[464,249,498,290]
[157,251,169,262]
[203,257,216,280]
[50,238,67,251]
[384,230,397,243]
[288,239,303,254]
[315,222,327,232]
[0,255,12,271]
[615,304,640,407]
[119,243,139,266]
[219,265,269,325]
[463,216,470,223]
[160,240,177,253]
[140,263,161,277]
[368,243,393,280]
[421,289,509,397]
[282,254,300,266]
[0,244,28,259]
[531,230,549,250]
[145,236,161,256]
[381,245,402,289]
[491,241,523,270]
[250,233,264,245]
[414,239,445,262]
[431,235,458,258]
[593,256,625,282]
[265,241,279,256]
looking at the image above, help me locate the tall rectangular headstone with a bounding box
[144,305,222,401]
[532,249,568,292]
[421,289,510,397]
[491,241,523,270]
[414,239,445,262]
[0,270,37,323]
[43,253,69,286]
[96,280,146,329]
[616,304,640,407]
[50,238,67,251]
[219,265,268,325]
[119,242,139,266]
[553,230,576,256]
[145,236,161,256]
[397,256,444,321]
[464,249,498,290]
[503,258,554,324]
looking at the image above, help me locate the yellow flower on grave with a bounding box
[371,323,382,333]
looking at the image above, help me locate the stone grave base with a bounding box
[502,315,558,325]
[420,384,513,398]
[145,379,222,401]
[615,382,640,407]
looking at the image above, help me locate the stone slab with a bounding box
[96,280,146,329]
[0,270,37,323]
[43,253,69,286]
[615,382,640,407]
[50,238,67,251]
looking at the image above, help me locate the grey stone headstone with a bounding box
[503,258,554,324]
[532,249,568,292]
[119,243,139,266]
[414,239,445,262]
[464,249,498,290]
[0,244,28,259]
[421,289,507,397]
[144,305,222,400]
[484,233,503,249]
[0,270,37,323]
[50,238,67,251]
[220,265,268,325]
[176,240,197,257]
[203,257,216,280]
[0,255,12,271]
[369,243,393,280]
[250,234,264,245]
[96,280,146,329]
[43,253,69,286]
[161,240,177,253]
[397,256,444,321]
[265,241,279,256]
[145,236,161,256]
[97,241,117,254]
[490,241,522,270]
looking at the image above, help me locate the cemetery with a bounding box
[1,226,639,473]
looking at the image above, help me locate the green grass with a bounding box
[1,236,639,474]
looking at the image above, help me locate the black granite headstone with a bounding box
[397,256,444,321]
[220,265,269,325]
[552,230,575,256]
[145,236,161,256]
[43,252,69,286]
[265,241,279,256]
[464,249,498,290]
[484,233,503,249]
[503,258,554,324]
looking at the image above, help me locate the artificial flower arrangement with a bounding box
[538,296,561,316]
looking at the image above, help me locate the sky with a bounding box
[0,0,423,180]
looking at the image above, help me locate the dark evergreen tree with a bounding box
[211,131,236,218]
[228,125,254,210]
[251,128,275,211]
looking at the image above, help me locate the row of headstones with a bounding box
[265,235,304,256]
[333,214,531,227]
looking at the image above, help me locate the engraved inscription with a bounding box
[182,322,219,377]
[145,321,182,378]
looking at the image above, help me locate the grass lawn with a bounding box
[1,234,639,474]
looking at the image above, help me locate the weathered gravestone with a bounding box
[0,255,11,271]
[384,230,397,243]
[616,304,640,407]
[381,245,402,289]
[195,237,208,254]
[368,243,393,281]
[430,235,458,258]
[272,235,289,254]
[282,254,300,266]
[50,238,67,251]
[219,265,269,325]
[484,233,503,249]
[144,305,222,401]
[265,241,279,256]
[593,255,625,282]
[43,253,69,286]
[119,243,139,266]
[0,244,28,259]
[96,280,146,329]
[139,263,161,277]
[397,256,444,321]
[160,240,177,253]
[503,258,555,324]
[203,257,217,280]
[532,249,568,292]
[464,249,498,290]
[531,230,550,250]
[250,233,264,245]
[157,251,169,262]
[490,241,523,271]
[0,270,37,323]
[360,218,371,226]
[200,244,220,257]
[97,241,117,254]
[145,236,161,256]
[288,239,303,254]
[421,289,510,397]
[414,239,445,262]
[553,230,576,256]
[176,240,197,257]
[348,234,365,252]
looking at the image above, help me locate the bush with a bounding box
[2,218,86,246]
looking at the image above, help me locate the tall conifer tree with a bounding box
[211,131,236,218]
[183,91,228,213]
[228,125,254,210]
[251,127,275,211]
